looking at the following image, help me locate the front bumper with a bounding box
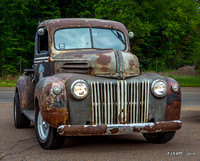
[57,120,182,136]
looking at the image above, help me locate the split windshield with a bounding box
[54,28,126,51]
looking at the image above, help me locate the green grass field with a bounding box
[0,73,200,87]
[162,75,200,87]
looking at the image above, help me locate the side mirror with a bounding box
[128,31,134,39]
[37,28,45,36]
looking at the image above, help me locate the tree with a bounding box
[0,0,61,75]
[95,0,200,71]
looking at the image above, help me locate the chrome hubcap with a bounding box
[37,111,49,141]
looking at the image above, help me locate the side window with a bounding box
[37,28,48,54]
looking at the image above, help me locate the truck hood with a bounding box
[52,49,140,79]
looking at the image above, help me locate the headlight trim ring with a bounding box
[151,79,168,98]
[70,79,89,100]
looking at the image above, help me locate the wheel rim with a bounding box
[37,111,49,141]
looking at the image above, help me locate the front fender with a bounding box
[16,76,34,110]
[35,75,71,128]
[164,76,181,121]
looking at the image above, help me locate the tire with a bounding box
[143,131,176,144]
[14,93,30,128]
[35,108,65,149]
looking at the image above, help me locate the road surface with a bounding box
[0,87,199,161]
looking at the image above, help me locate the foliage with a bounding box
[95,0,200,71]
[0,0,60,76]
[0,0,200,75]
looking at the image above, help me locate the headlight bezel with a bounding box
[151,79,168,98]
[70,79,89,100]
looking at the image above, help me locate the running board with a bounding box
[23,110,35,123]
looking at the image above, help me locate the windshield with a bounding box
[54,28,126,50]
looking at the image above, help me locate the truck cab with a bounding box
[14,18,182,149]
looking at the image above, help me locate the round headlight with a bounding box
[151,79,168,97]
[71,80,89,99]
[171,84,179,92]
[53,86,62,95]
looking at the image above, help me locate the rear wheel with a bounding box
[35,108,65,149]
[143,131,176,144]
[14,93,30,128]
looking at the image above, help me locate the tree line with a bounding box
[0,0,200,75]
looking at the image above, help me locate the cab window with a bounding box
[37,28,48,54]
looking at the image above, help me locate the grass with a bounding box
[0,75,20,87]
[0,73,200,87]
[162,75,200,87]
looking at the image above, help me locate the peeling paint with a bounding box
[164,77,181,121]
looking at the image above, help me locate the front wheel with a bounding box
[14,93,30,128]
[143,131,176,144]
[35,108,65,149]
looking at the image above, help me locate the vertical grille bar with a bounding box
[124,81,127,122]
[97,82,101,125]
[94,82,98,124]
[144,81,146,123]
[141,81,144,123]
[110,82,114,124]
[104,82,107,125]
[91,82,94,125]
[121,81,124,121]
[117,81,120,124]
[133,82,136,123]
[130,82,133,123]
[136,81,139,123]
[146,81,150,122]
[107,82,110,124]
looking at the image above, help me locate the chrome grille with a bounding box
[90,80,150,125]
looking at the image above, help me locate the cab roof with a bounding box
[38,18,128,34]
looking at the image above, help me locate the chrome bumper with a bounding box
[57,120,182,136]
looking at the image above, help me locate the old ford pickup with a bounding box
[14,18,182,149]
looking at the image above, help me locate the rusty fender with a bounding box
[57,120,182,136]
[35,74,72,128]
[16,76,34,110]
[164,77,181,121]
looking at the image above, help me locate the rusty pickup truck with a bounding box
[14,18,182,149]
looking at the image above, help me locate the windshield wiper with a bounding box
[111,29,125,45]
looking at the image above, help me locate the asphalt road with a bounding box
[0,87,199,161]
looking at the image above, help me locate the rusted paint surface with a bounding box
[57,125,107,136]
[129,59,135,69]
[35,74,72,128]
[96,54,112,66]
[118,113,129,124]
[42,109,69,127]
[109,128,119,134]
[164,77,181,121]
[123,53,140,75]
[16,76,34,110]
[57,120,182,136]
[132,121,181,133]
[52,50,140,79]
